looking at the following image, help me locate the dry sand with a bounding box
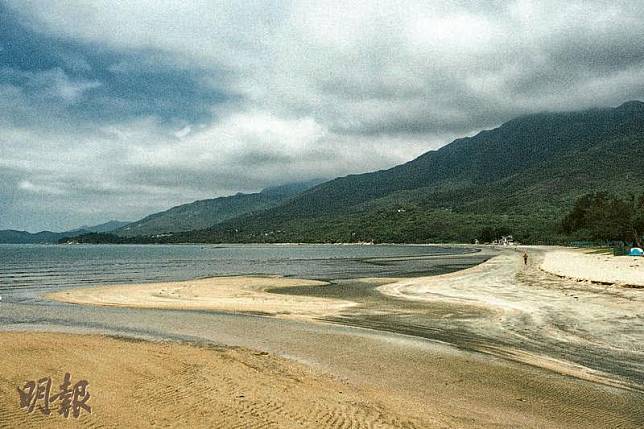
[541,248,644,287]
[2,331,641,429]
[0,332,437,428]
[47,275,357,320]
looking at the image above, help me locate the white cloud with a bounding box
[3,67,101,104]
[2,0,644,230]
[49,73,100,102]
[7,1,644,130]
[18,180,65,195]
[174,125,192,139]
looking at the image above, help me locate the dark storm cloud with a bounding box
[0,4,233,128]
[1,0,643,231]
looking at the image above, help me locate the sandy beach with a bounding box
[2,328,641,429]
[3,246,641,428]
[542,248,644,287]
[0,332,435,428]
[378,247,643,388]
[44,247,644,389]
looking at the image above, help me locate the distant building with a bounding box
[499,235,514,246]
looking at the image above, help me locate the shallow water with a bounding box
[0,243,483,302]
[2,244,640,392]
[0,242,488,359]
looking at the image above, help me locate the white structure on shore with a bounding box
[493,235,515,246]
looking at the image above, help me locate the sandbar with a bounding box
[47,275,357,320]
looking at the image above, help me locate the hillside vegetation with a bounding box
[115,180,323,237]
[66,101,644,244]
[0,220,129,244]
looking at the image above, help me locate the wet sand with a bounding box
[6,246,642,427]
[44,247,643,389]
[47,275,356,320]
[377,247,643,390]
[1,330,641,428]
[0,332,434,428]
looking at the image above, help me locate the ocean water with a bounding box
[0,244,478,301]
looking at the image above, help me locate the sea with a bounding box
[0,243,480,302]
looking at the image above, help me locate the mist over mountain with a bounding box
[168,101,644,244]
[60,101,644,244]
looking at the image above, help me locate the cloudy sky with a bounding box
[1,1,643,231]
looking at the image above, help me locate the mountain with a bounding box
[64,101,644,245]
[268,101,643,215]
[75,220,131,234]
[115,179,324,237]
[162,101,643,244]
[0,220,129,244]
[0,230,66,244]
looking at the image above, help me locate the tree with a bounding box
[561,192,644,244]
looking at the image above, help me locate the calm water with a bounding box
[0,244,478,302]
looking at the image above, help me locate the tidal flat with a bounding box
[1,244,642,428]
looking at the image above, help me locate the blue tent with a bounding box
[628,247,644,256]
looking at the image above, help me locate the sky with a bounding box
[1,1,643,232]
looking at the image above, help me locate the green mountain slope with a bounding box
[267,101,643,216]
[0,230,65,244]
[116,180,324,237]
[173,101,644,244]
[66,101,644,244]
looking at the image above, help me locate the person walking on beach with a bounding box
[522,252,528,265]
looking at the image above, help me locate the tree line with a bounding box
[561,192,644,246]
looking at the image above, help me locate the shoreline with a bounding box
[45,245,642,316]
[3,245,642,427]
[376,246,643,388]
[44,246,493,319]
[43,246,643,387]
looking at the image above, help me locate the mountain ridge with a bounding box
[173,100,644,243]
[62,100,644,244]
[0,220,130,244]
[115,179,325,237]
